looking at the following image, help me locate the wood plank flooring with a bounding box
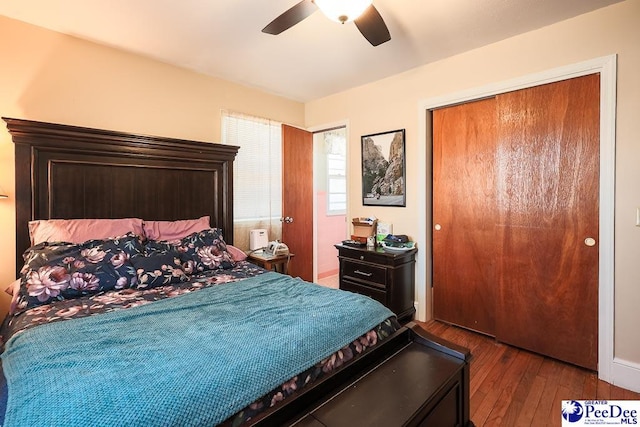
[415,320,640,427]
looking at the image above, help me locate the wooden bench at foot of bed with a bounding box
[252,322,473,427]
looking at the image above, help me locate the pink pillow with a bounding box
[4,279,19,296]
[143,216,211,242]
[28,218,144,246]
[227,245,247,262]
[5,279,21,315]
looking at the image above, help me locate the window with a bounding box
[327,154,346,214]
[222,111,282,249]
[322,129,347,215]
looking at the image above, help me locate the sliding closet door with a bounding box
[432,98,498,335]
[495,74,600,370]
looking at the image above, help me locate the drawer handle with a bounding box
[354,270,373,277]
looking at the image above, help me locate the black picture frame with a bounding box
[361,129,406,207]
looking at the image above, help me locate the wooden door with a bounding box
[282,124,314,281]
[432,98,499,335]
[431,74,600,370]
[495,75,600,370]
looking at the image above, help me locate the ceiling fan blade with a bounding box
[354,4,391,46]
[262,0,318,35]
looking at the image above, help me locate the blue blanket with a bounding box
[1,272,393,426]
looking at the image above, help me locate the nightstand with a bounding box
[247,252,294,275]
[335,244,417,322]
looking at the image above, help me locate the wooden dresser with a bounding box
[335,244,417,322]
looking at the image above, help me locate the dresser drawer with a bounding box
[346,250,390,266]
[340,280,387,306]
[342,260,387,288]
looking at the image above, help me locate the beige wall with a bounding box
[305,0,640,367]
[0,15,305,314]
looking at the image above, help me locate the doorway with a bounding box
[313,127,348,288]
[281,124,348,285]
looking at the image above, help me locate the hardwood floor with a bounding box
[416,320,640,427]
[316,274,339,289]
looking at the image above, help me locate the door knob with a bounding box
[281,216,294,223]
[434,224,442,231]
[584,237,596,247]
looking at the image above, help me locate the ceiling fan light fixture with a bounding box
[314,0,373,23]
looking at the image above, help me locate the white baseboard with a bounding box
[413,300,425,322]
[611,357,640,393]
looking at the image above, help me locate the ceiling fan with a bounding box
[262,0,391,47]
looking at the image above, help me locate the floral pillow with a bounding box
[145,228,236,273]
[15,233,143,313]
[130,251,189,289]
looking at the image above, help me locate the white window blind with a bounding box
[221,111,282,249]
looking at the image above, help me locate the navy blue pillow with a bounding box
[130,251,189,289]
[16,233,142,312]
[145,228,236,273]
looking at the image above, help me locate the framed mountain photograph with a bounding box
[361,129,406,207]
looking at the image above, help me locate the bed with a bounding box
[1,117,473,426]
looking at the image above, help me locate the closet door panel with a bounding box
[432,98,498,335]
[495,74,600,370]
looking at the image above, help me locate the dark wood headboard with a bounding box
[4,117,239,276]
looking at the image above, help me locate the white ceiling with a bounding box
[0,0,622,102]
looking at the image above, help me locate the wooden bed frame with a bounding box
[5,117,238,276]
[4,117,473,426]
